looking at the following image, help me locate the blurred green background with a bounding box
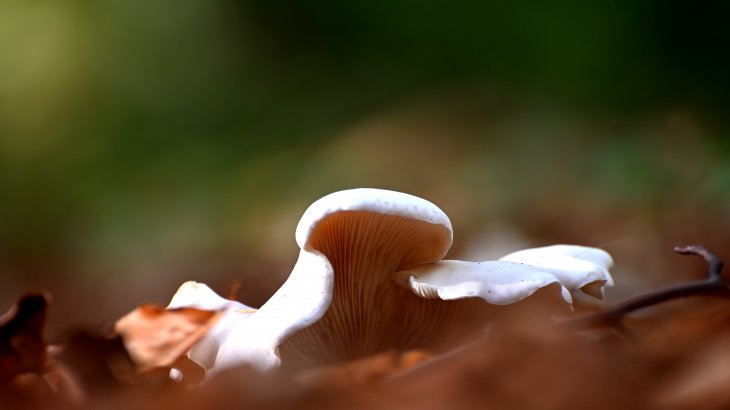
[1,0,729,330]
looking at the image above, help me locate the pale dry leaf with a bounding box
[114,305,224,373]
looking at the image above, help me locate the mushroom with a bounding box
[167,188,613,375]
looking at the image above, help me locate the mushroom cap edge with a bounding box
[295,188,454,250]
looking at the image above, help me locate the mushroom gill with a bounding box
[278,211,489,368]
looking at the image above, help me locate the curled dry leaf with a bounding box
[114,305,224,373]
[0,293,50,385]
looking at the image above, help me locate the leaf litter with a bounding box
[2,246,730,409]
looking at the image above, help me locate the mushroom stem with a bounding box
[213,249,334,373]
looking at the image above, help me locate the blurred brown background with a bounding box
[0,0,728,334]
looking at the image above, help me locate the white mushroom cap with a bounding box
[295,188,453,251]
[395,245,614,305]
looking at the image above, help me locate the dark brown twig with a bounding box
[560,245,730,330]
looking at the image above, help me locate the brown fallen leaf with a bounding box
[298,350,433,387]
[0,293,50,385]
[54,332,138,395]
[633,299,730,410]
[653,333,730,410]
[49,330,202,405]
[114,305,223,373]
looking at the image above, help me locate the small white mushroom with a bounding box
[167,188,614,375]
[395,244,614,305]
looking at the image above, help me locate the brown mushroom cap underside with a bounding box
[278,211,496,369]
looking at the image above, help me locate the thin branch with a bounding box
[674,245,724,280]
[560,245,730,330]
